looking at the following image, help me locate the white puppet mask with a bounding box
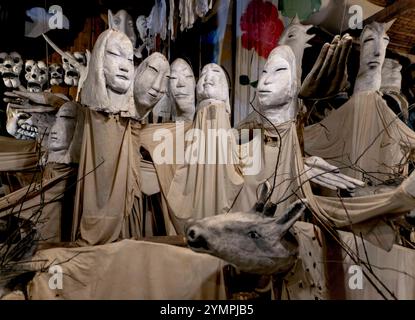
[103,34,134,95]
[360,24,389,72]
[6,106,54,143]
[47,102,84,164]
[25,60,48,92]
[49,63,64,86]
[134,52,170,118]
[354,22,389,93]
[48,104,77,152]
[136,15,148,41]
[62,52,86,86]
[196,63,230,112]
[0,52,23,88]
[381,58,402,91]
[257,46,298,124]
[169,58,195,120]
[81,29,135,115]
[108,9,136,48]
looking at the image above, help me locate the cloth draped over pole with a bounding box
[0,137,39,171]
[304,91,415,184]
[72,109,141,245]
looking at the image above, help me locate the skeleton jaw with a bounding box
[27,81,43,93]
[2,76,20,88]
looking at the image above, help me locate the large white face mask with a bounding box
[48,104,77,152]
[196,64,228,103]
[360,26,389,74]
[134,53,170,111]
[257,54,293,109]
[169,58,195,114]
[103,34,134,94]
[0,52,23,88]
[49,63,64,86]
[25,60,48,92]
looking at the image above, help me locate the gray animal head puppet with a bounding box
[354,22,389,94]
[185,200,308,275]
[24,60,48,92]
[0,52,23,88]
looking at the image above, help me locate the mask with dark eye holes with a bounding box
[24,60,48,92]
[0,52,23,88]
[49,63,64,86]
[62,51,86,86]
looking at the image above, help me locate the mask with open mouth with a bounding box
[6,109,38,140]
[62,51,86,86]
[24,60,48,93]
[0,52,23,88]
[6,106,55,144]
[49,63,64,86]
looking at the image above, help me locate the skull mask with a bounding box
[25,60,48,92]
[6,106,55,144]
[49,63,64,86]
[62,51,86,86]
[0,52,23,88]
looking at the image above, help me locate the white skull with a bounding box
[73,52,87,66]
[25,60,48,92]
[62,52,85,86]
[6,105,55,144]
[49,63,64,86]
[0,52,23,88]
[6,108,38,140]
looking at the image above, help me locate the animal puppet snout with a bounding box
[185,223,209,251]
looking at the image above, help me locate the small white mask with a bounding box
[48,104,77,152]
[134,52,170,115]
[257,55,293,108]
[360,24,389,74]
[25,60,48,92]
[196,63,229,104]
[0,52,23,88]
[169,58,195,118]
[103,34,134,94]
[49,63,64,86]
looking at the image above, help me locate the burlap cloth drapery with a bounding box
[0,163,76,242]
[231,120,415,229]
[72,109,141,245]
[166,100,244,220]
[283,222,415,300]
[27,240,227,300]
[304,91,415,183]
[0,136,39,171]
[139,101,244,231]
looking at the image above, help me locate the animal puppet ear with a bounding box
[275,199,308,237]
[108,9,115,29]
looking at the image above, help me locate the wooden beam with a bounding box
[364,0,415,24]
